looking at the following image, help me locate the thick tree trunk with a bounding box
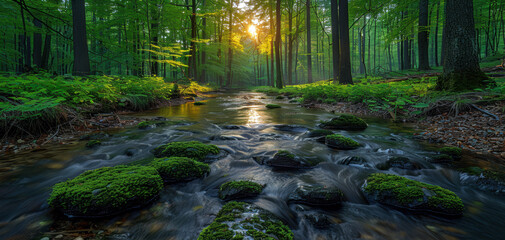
[287,2,293,85]
[189,0,197,79]
[418,0,430,70]
[434,1,440,67]
[226,0,233,87]
[330,0,339,83]
[338,0,353,84]
[41,34,51,70]
[437,0,493,91]
[71,0,90,75]
[200,0,207,83]
[275,0,283,88]
[33,19,42,68]
[306,0,313,83]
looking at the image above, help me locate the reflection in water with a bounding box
[247,109,263,126]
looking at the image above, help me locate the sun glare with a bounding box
[248,25,257,37]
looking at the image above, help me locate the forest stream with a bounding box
[1,91,504,240]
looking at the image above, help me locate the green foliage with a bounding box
[152,141,220,161]
[150,157,210,183]
[48,165,163,216]
[364,173,464,215]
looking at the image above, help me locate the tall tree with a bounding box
[306,0,313,83]
[226,0,234,87]
[330,0,339,83]
[71,0,90,75]
[418,0,430,70]
[275,0,283,88]
[437,0,493,91]
[338,0,352,84]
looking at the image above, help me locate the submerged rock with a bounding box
[198,201,293,240]
[265,150,320,169]
[85,140,101,148]
[152,141,221,162]
[429,154,454,163]
[377,157,421,170]
[150,157,210,183]
[325,134,360,150]
[307,129,333,138]
[266,104,281,109]
[218,180,264,201]
[305,213,332,229]
[138,119,189,130]
[339,156,368,166]
[459,167,505,193]
[274,124,308,132]
[319,114,368,131]
[48,165,163,217]
[288,185,344,207]
[362,173,464,216]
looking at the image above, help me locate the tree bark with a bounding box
[275,0,283,88]
[418,0,430,70]
[287,0,293,85]
[437,0,493,91]
[226,0,234,87]
[71,0,90,76]
[338,0,353,84]
[330,0,339,83]
[306,0,313,83]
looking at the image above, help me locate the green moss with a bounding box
[325,134,360,150]
[194,101,206,105]
[48,165,163,217]
[364,173,464,215]
[482,170,505,182]
[320,114,368,130]
[275,95,285,100]
[85,140,101,148]
[458,167,484,176]
[150,157,210,183]
[153,141,219,161]
[307,129,333,138]
[137,121,150,129]
[265,104,281,109]
[438,147,462,159]
[274,150,295,160]
[198,201,293,240]
[219,181,264,200]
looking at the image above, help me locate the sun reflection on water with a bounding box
[247,109,263,126]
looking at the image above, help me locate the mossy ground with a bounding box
[320,114,368,131]
[153,141,219,161]
[325,134,360,150]
[266,104,281,109]
[150,157,210,183]
[219,180,264,200]
[48,165,163,217]
[364,173,464,215]
[198,201,293,240]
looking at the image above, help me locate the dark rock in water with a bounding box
[274,124,308,132]
[459,167,505,193]
[339,156,367,166]
[80,132,110,141]
[362,173,464,216]
[209,135,248,141]
[149,157,210,183]
[252,156,270,165]
[266,104,281,109]
[276,95,285,100]
[198,201,294,240]
[325,134,360,150]
[307,129,333,138]
[430,154,454,163]
[319,114,368,131]
[266,151,320,169]
[218,180,264,200]
[152,141,222,162]
[48,165,163,217]
[124,148,138,156]
[305,213,332,229]
[288,185,344,206]
[138,119,189,130]
[221,125,243,130]
[85,140,101,148]
[377,156,421,170]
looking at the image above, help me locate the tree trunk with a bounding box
[330,0,339,83]
[226,0,234,87]
[275,0,283,89]
[418,0,430,70]
[306,0,313,83]
[434,1,440,67]
[437,0,493,91]
[338,0,353,84]
[33,19,43,68]
[189,0,197,79]
[287,1,293,85]
[71,0,90,75]
[200,0,207,83]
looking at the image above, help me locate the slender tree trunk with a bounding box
[200,0,207,83]
[275,0,283,88]
[338,0,353,84]
[41,33,51,70]
[437,0,492,91]
[71,0,90,75]
[287,1,293,85]
[330,0,339,83]
[226,0,234,87]
[33,19,42,68]
[418,0,430,70]
[306,0,313,83]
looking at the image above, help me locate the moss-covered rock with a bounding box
[219,180,264,201]
[48,165,163,217]
[363,173,464,216]
[197,201,293,240]
[319,114,368,131]
[266,104,281,109]
[304,213,332,229]
[459,167,505,193]
[438,147,462,159]
[85,140,101,148]
[153,141,220,161]
[150,157,210,183]
[275,95,285,100]
[194,101,206,105]
[265,150,320,169]
[377,157,421,170]
[430,154,454,163]
[325,134,360,150]
[288,185,344,207]
[307,129,333,138]
[137,121,151,129]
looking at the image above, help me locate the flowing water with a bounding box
[0,92,504,240]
